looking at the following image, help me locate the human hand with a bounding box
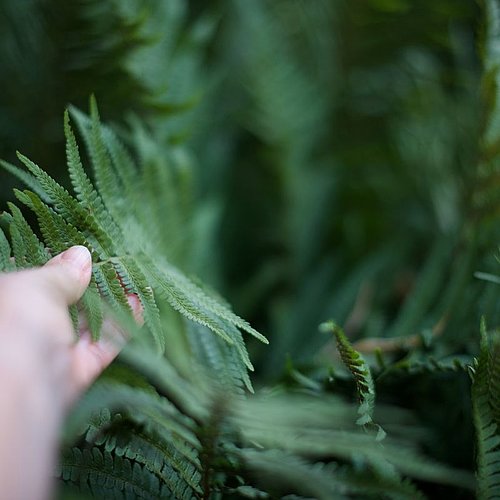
[0,245,140,500]
[0,245,140,406]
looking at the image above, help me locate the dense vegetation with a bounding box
[1,0,499,498]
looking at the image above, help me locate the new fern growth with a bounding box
[0,97,267,391]
[321,320,385,440]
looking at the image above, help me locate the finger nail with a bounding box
[61,246,92,272]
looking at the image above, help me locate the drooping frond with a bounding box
[146,257,268,345]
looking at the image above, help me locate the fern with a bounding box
[471,318,500,499]
[0,101,266,365]
[0,2,492,497]
[239,449,424,500]
[82,408,202,498]
[321,321,385,439]
[0,159,50,203]
[81,281,104,341]
[59,447,171,499]
[0,228,14,272]
[62,343,474,499]
[7,202,48,267]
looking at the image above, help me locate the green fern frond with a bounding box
[15,155,112,258]
[108,431,202,499]
[101,125,139,209]
[8,224,26,268]
[239,449,425,500]
[2,101,264,383]
[7,202,47,267]
[239,449,346,500]
[147,257,268,346]
[16,152,82,222]
[64,109,116,246]
[187,323,254,393]
[69,97,124,239]
[68,379,202,453]
[321,321,384,438]
[69,304,80,335]
[472,318,500,499]
[0,228,14,272]
[113,257,165,352]
[0,159,50,202]
[81,281,104,342]
[22,191,91,255]
[58,447,171,499]
[82,409,202,498]
[389,354,473,376]
[93,263,132,313]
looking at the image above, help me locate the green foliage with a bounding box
[3,0,500,498]
[321,321,385,439]
[0,102,266,385]
[58,344,474,499]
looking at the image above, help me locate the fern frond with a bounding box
[93,263,132,313]
[113,257,165,352]
[146,257,268,347]
[239,448,426,500]
[0,228,14,272]
[321,321,384,438]
[403,354,473,375]
[15,156,112,258]
[164,260,268,344]
[3,102,264,381]
[0,159,50,202]
[108,431,202,499]
[239,449,345,500]
[8,224,26,268]
[69,304,80,335]
[187,322,254,393]
[16,152,82,221]
[150,266,236,346]
[69,97,124,242]
[22,191,91,255]
[82,409,202,498]
[472,318,500,499]
[88,96,122,204]
[68,380,202,453]
[7,202,48,267]
[58,447,169,498]
[81,280,104,341]
[64,110,117,247]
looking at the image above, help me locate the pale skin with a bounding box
[0,245,140,500]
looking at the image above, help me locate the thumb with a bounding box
[38,246,92,305]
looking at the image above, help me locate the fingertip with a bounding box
[127,294,144,325]
[48,246,92,280]
[43,246,93,304]
[60,246,92,276]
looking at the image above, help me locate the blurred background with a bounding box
[0,0,497,484]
